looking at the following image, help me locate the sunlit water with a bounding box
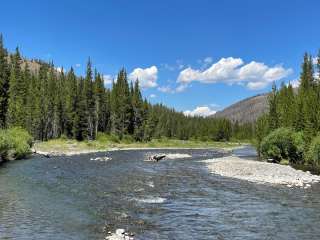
[1,147,320,240]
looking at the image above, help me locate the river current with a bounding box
[1,148,320,239]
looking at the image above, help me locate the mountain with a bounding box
[213,93,269,123]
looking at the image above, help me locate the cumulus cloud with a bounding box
[75,63,81,68]
[184,106,217,117]
[103,74,114,85]
[177,57,292,90]
[129,66,158,88]
[149,94,157,98]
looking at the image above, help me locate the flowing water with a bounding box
[1,148,320,240]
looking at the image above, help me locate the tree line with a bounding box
[0,34,246,142]
[256,51,320,165]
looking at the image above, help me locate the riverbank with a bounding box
[203,156,320,188]
[32,138,243,156]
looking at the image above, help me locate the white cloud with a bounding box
[177,57,292,90]
[75,63,81,68]
[158,85,175,94]
[184,106,216,117]
[103,74,114,85]
[129,66,158,88]
[149,94,157,98]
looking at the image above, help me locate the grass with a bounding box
[0,127,33,161]
[34,134,243,155]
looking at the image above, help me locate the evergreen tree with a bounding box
[65,67,77,137]
[268,83,279,131]
[7,47,27,128]
[0,34,10,128]
[73,77,88,140]
[84,59,95,140]
[131,80,144,141]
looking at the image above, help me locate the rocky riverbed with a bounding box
[203,156,320,188]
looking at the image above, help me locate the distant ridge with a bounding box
[213,93,269,123]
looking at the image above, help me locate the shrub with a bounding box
[122,135,134,144]
[307,135,320,166]
[0,127,33,161]
[260,128,304,163]
[96,133,120,143]
[292,131,305,161]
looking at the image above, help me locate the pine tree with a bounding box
[110,69,131,137]
[94,71,107,134]
[7,47,27,128]
[73,77,88,140]
[299,53,314,93]
[84,59,95,140]
[277,82,295,128]
[0,34,10,128]
[268,83,279,130]
[65,67,78,137]
[131,80,144,141]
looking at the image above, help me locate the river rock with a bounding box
[116,228,125,236]
[203,156,320,188]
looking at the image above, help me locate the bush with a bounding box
[122,135,134,144]
[307,135,320,166]
[292,131,305,161]
[260,128,304,163]
[96,133,120,143]
[0,127,33,161]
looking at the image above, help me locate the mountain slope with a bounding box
[213,93,269,123]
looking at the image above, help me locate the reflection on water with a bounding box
[0,149,320,240]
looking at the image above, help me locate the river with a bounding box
[1,148,320,239]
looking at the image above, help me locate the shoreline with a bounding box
[203,156,320,188]
[32,139,244,157]
[32,146,239,157]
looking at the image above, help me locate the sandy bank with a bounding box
[203,156,320,188]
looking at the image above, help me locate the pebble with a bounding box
[203,156,320,188]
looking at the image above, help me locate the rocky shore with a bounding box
[203,156,320,188]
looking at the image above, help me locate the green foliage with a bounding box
[255,114,270,156]
[0,127,32,160]
[256,51,320,168]
[96,132,120,143]
[307,135,320,166]
[292,131,305,161]
[260,128,304,163]
[0,34,248,146]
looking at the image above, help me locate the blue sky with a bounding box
[1,0,319,116]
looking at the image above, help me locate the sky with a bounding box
[0,0,320,116]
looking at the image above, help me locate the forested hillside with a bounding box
[0,35,250,142]
[257,52,320,167]
[213,93,269,124]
